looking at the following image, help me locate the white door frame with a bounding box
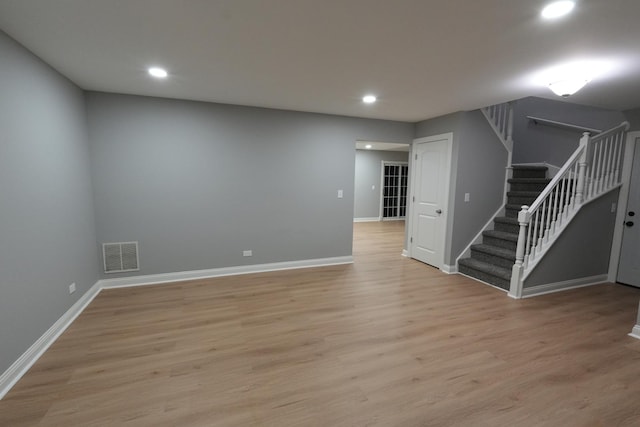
[406,132,453,271]
[609,131,640,282]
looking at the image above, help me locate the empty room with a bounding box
[2,1,640,425]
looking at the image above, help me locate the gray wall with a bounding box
[414,110,507,265]
[354,149,409,219]
[451,110,508,263]
[624,107,640,131]
[512,97,626,166]
[0,32,99,373]
[86,92,414,277]
[524,191,619,287]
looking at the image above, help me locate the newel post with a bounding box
[575,132,590,205]
[509,205,529,299]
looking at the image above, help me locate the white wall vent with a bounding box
[102,241,139,273]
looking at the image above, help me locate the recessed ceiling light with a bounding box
[362,95,377,104]
[365,144,373,149]
[541,1,575,19]
[148,67,168,78]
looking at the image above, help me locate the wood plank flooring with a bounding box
[2,221,640,426]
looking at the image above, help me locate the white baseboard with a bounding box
[521,274,607,298]
[402,249,409,257]
[0,255,353,400]
[0,281,102,400]
[441,264,458,274]
[629,325,640,340]
[99,256,354,289]
[354,217,380,223]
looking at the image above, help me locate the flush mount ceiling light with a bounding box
[362,95,377,104]
[548,78,590,97]
[148,67,168,78]
[541,1,575,19]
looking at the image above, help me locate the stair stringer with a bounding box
[455,204,504,265]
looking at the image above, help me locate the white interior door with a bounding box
[618,137,640,287]
[409,134,451,269]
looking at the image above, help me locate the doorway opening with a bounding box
[353,141,410,256]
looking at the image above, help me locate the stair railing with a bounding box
[482,103,513,149]
[509,121,630,298]
[481,102,514,203]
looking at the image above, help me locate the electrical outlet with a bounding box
[611,202,617,213]
[69,283,76,294]
[243,250,253,257]
[464,193,470,202]
[337,189,343,199]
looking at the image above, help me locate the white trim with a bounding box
[455,204,504,264]
[0,281,102,400]
[354,217,380,223]
[100,256,353,289]
[401,249,409,257]
[629,325,640,340]
[408,132,453,270]
[441,264,458,274]
[609,132,640,282]
[521,275,607,298]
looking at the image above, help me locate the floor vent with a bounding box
[102,242,139,273]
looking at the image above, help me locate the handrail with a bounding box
[525,145,584,215]
[527,116,602,134]
[589,121,629,142]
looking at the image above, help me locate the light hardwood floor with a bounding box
[2,221,640,426]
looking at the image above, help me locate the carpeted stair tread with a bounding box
[458,258,511,280]
[494,216,518,226]
[483,229,518,242]
[470,244,515,260]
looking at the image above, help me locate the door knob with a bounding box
[629,211,635,217]
[625,221,634,227]
[436,209,442,214]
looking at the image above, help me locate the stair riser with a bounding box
[505,208,520,218]
[509,182,549,192]
[494,222,520,234]
[483,235,517,251]
[512,169,547,179]
[459,265,510,290]
[470,249,515,269]
[508,196,538,206]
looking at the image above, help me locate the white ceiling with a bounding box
[1,0,639,122]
